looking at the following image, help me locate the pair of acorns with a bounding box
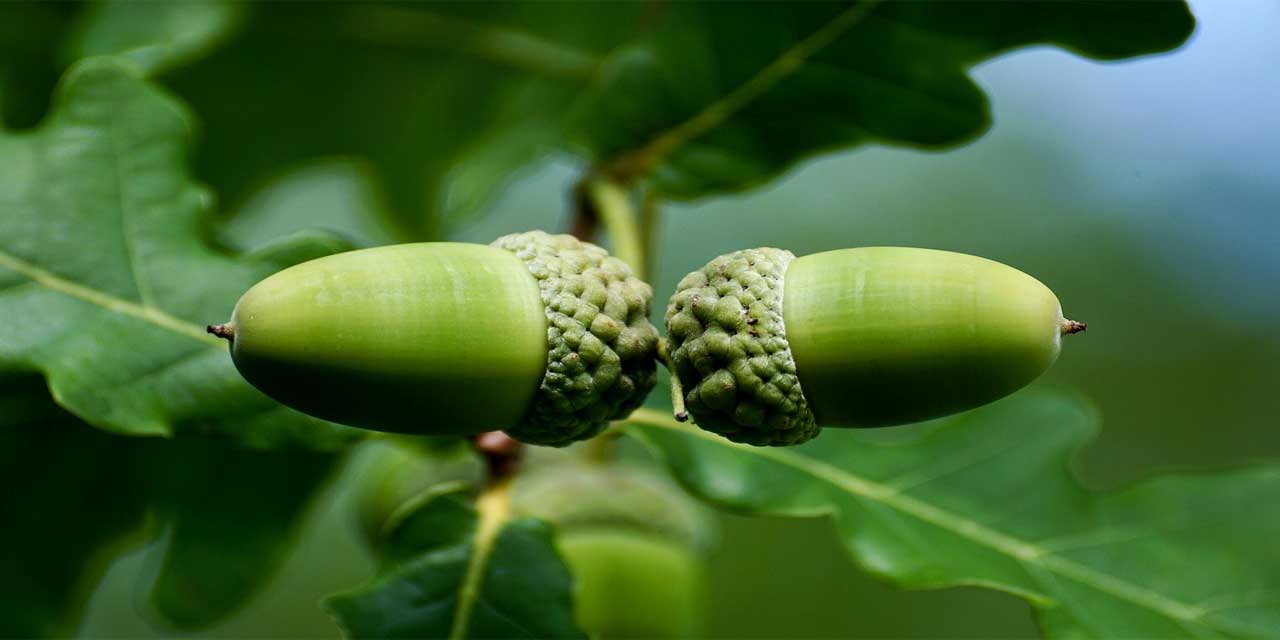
[211,231,1084,447]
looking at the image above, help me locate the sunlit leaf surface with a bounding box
[0,59,357,448]
[629,391,1280,638]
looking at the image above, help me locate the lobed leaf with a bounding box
[57,2,1194,234]
[575,1,1195,198]
[0,58,359,449]
[628,390,1280,638]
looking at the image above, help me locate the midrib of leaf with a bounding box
[449,478,513,640]
[0,248,223,347]
[602,0,883,182]
[627,408,1211,627]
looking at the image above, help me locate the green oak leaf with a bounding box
[46,1,1199,236]
[0,57,359,449]
[627,391,1280,638]
[59,2,1194,233]
[326,487,585,640]
[574,1,1196,198]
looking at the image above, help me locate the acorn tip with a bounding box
[207,323,235,341]
[1061,319,1087,335]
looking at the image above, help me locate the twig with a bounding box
[574,176,647,279]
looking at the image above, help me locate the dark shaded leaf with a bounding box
[0,2,80,129]
[0,393,345,634]
[57,2,1194,229]
[156,3,627,239]
[0,402,152,637]
[577,1,1195,198]
[146,437,339,629]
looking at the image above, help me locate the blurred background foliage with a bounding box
[3,0,1277,637]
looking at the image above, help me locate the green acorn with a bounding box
[210,231,659,446]
[354,440,483,548]
[665,246,1085,446]
[512,463,716,639]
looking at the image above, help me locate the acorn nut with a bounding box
[210,231,659,446]
[665,246,1085,446]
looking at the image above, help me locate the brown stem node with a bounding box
[472,431,523,479]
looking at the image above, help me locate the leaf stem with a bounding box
[449,476,513,640]
[639,187,662,281]
[658,339,688,422]
[582,177,647,280]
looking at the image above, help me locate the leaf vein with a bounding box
[629,408,1208,625]
[0,249,222,347]
[603,0,884,182]
[106,99,157,307]
[449,478,513,640]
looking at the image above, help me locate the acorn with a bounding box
[512,463,716,639]
[354,439,483,548]
[209,231,659,446]
[665,246,1086,446]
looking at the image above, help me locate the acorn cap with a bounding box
[493,231,659,447]
[512,463,716,552]
[665,248,819,446]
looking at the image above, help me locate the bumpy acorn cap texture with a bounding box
[512,463,716,552]
[492,231,659,447]
[665,248,819,446]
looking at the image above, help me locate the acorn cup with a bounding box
[665,246,1086,446]
[209,231,659,447]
